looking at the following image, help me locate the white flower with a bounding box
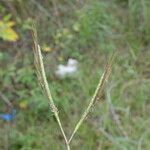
[55,58,78,78]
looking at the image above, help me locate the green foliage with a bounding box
[127,0,150,42]
[72,1,118,51]
[0,0,150,149]
[76,2,114,42]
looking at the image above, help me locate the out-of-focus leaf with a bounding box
[0,20,19,42]
[7,21,15,27]
[3,14,12,21]
[42,45,53,52]
[19,100,28,109]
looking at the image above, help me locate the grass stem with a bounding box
[32,28,70,150]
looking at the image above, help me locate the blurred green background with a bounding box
[0,0,150,149]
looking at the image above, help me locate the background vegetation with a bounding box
[0,0,150,149]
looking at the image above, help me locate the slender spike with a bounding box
[68,54,115,144]
[32,26,70,150]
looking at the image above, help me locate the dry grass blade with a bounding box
[32,27,70,150]
[68,55,114,144]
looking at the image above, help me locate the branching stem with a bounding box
[32,26,114,150]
